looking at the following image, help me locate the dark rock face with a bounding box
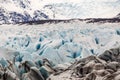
[116,13,120,19]
[1,46,120,80]
[48,47,120,80]
[84,18,120,23]
[0,8,49,24]
[98,48,120,62]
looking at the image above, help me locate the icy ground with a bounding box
[0,21,120,65]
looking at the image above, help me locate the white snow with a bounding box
[0,0,120,19]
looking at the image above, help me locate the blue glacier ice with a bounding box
[0,22,120,66]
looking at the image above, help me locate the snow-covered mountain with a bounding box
[0,0,51,24]
[115,13,120,19]
[0,0,120,24]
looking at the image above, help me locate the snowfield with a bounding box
[0,21,120,65]
[0,0,120,23]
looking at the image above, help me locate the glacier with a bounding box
[0,21,120,65]
[0,20,120,80]
[1,0,120,80]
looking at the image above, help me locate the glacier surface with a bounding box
[0,21,120,65]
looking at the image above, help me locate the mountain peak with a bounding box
[116,13,120,18]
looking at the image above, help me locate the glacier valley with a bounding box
[0,21,120,80]
[0,21,120,65]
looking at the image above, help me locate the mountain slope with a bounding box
[0,0,50,24]
[115,13,120,19]
[0,0,120,24]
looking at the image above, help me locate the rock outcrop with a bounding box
[48,47,120,80]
